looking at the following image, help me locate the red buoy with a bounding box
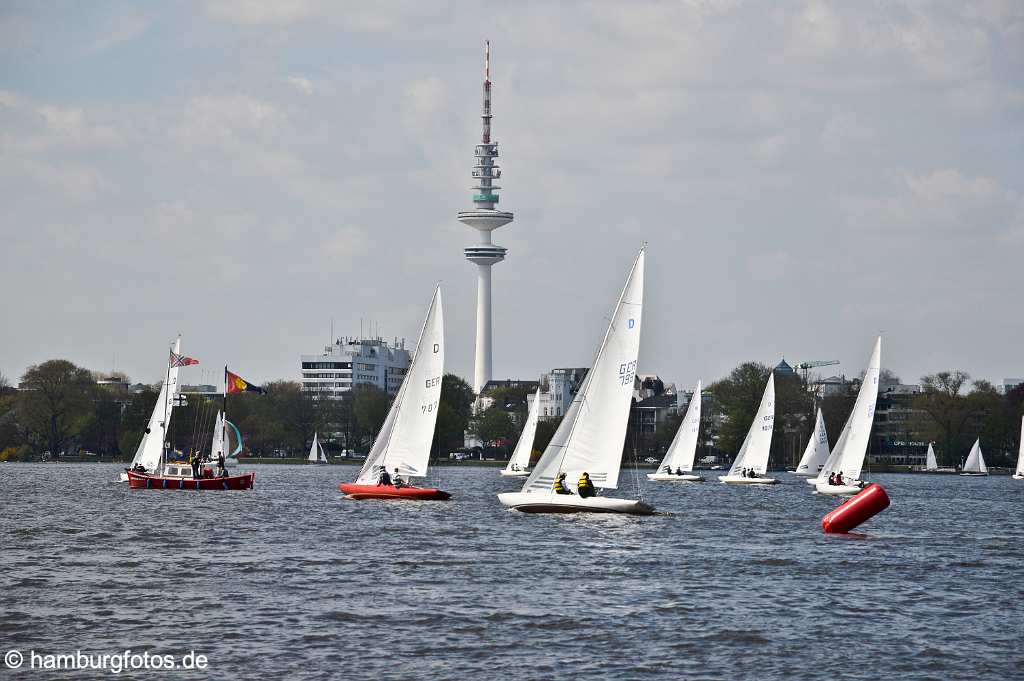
[821,483,890,534]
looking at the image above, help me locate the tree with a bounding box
[433,374,475,454]
[533,416,562,457]
[17,360,96,455]
[352,384,392,444]
[472,406,514,446]
[709,362,771,460]
[914,371,974,466]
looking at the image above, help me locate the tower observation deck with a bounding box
[458,41,513,393]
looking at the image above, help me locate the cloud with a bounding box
[821,113,876,154]
[286,76,314,95]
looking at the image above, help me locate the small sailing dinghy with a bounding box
[960,438,988,476]
[648,381,704,482]
[1014,417,1024,480]
[338,286,449,501]
[307,431,328,464]
[119,336,186,482]
[815,337,881,496]
[501,388,539,477]
[793,408,829,477]
[719,374,778,485]
[925,443,938,471]
[498,249,653,515]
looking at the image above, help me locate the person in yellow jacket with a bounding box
[577,472,596,498]
[552,472,572,495]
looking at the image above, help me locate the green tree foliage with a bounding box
[433,374,476,454]
[17,360,96,455]
[709,362,771,458]
[352,384,392,443]
[472,406,515,446]
[533,416,561,458]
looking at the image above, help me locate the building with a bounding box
[868,382,928,466]
[537,368,589,420]
[300,337,411,399]
[458,41,515,393]
[1002,378,1024,395]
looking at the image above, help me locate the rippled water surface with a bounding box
[1,463,1022,679]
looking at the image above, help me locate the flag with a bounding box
[226,368,266,395]
[169,351,199,368]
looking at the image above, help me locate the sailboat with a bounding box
[793,408,829,477]
[501,388,539,477]
[1014,416,1024,480]
[338,286,449,501]
[719,374,778,485]
[959,438,988,476]
[648,381,704,482]
[498,249,653,514]
[924,443,938,472]
[815,337,881,496]
[307,431,328,464]
[118,336,184,482]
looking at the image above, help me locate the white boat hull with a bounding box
[497,492,654,515]
[499,469,530,477]
[1013,474,1024,480]
[646,473,704,482]
[805,477,823,485]
[718,475,779,485]
[815,482,863,495]
[959,472,988,476]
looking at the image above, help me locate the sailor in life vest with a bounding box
[577,472,596,498]
[552,472,572,495]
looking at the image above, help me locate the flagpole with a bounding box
[223,366,229,436]
[161,343,172,473]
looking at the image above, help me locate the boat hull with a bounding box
[499,470,530,477]
[127,471,255,490]
[719,475,779,485]
[338,483,451,500]
[1013,474,1024,480]
[646,473,704,482]
[959,472,988,476]
[497,492,654,515]
[815,482,863,496]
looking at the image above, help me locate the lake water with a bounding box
[1,463,1021,679]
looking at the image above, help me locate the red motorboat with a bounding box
[127,469,255,491]
[338,483,450,501]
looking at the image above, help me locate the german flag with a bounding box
[226,368,266,395]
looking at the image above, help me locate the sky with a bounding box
[1,1,1022,391]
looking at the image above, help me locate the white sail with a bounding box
[308,431,323,463]
[505,388,540,473]
[210,411,225,460]
[795,408,829,475]
[129,336,183,472]
[726,374,775,476]
[657,381,702,472]
[1016,417,1024,477]
[819,337,881,483]
[925,443,938,471]
[523,249,645,492]
[355,286,444,483]
[963,438,987,473]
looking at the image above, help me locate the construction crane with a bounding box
[796,360,839,383]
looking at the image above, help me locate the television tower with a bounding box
[458,40,514,394]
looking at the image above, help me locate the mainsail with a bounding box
[308,431,326,463]
[505,388,540,473]
[355,286,444,483]
[523,249,645,492]
[963,439,987,474]
[726,374,775,476]
[1016,417,1024,477]
[657,381,702,473]
[795,408,829,475]
[210,411,225,460]
[925,443,938,471]
[130,336,183,472]
[819,337,881,483]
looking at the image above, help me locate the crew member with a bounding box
[553,473,572,495]
[217,452,226,476]
[393,467,405,489]
[577,472,595,498]
[378,466,392,487]
[675,467,684,476]
[834,471,844,485]
[191,454,201,479]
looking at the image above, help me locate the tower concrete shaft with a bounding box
[458,40,513,393]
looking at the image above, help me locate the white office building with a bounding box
[301,337,411,399]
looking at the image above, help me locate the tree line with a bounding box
[2,359,1021,468]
